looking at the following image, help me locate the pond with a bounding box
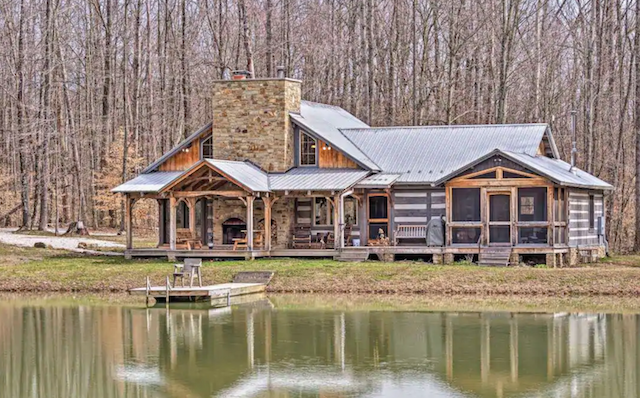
[0,295,639,398]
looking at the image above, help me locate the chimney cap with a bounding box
[232,70,251,80]
[276,66,285,78]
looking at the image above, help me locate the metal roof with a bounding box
[142,123,212,173]
[268,168,369,191]
[503,151,613,190]
[290,101,380,171]
[111,171,183,193]
[204,159,270,192]
[355,173,401,188]
[342,124,550,183]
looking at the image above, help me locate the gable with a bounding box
[455,155,539,179]
[144,123,213,173]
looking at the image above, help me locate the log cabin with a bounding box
[113,73,612,266]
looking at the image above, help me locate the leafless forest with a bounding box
[0,0,639,252]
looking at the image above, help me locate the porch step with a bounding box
[478,247,512,267]
[336,250,370,262]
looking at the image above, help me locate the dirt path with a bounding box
[0,228,124,256]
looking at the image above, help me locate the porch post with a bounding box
[246,196,254,251]
[264,197,272,251]
[187,197,197,239]
[169,196,177,251]
[333,195,340,249]
[337,194,345,249]
[125,194,133,250]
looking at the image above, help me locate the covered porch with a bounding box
[121,161,362,260]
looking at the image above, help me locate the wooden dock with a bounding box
[130,282,266,303]
[129,271,274,304]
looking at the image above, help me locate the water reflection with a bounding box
[0,300,639,397]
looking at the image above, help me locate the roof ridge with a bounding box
[341,123,549,132]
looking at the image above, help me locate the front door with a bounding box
[488,193,511,245]
[368,194,389,242]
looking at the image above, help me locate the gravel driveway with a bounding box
[0,228,124,256]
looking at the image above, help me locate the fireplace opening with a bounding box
[222,218,246,245]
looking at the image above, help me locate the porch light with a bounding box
[311,144,316,149]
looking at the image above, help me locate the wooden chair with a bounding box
[343,224,353,246]
[173,258,202,287]
[232,230,263,250]
[291,224,312,249]
[176,228,202,250]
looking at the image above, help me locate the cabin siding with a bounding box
[318,140,359,168]
[294,197,361,240]
[392,188,445,225]
[568,190,604,246]
[158,139,201,171]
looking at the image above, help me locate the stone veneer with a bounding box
[212,197,294,249]
[211,78,301,172]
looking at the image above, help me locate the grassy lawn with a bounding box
[1,243,640,297]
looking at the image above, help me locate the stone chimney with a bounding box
[211,77,301,172]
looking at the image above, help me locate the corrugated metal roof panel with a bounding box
[290,101,380,171]
[342,124,549,183]
[503,151,613,190]
[269,168,369,191]
[355,173,401,188]
[142,123,212,173]
[112,171,183,193]
[205,159,270,192]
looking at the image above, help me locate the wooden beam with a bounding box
[187,197,197,240]
[511,187,518,246]
[480,187,487,246]
[173,190,247,198]
[446,179,549,188]
[333,194,340,248]
[169,196,177,251]
[246,196,255,251]
[125,194,133,250]
[547,186,554,246]
[264,197,273,251]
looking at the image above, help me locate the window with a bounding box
[201,135,213,158]
[344,197,358,225]
[589,194,595,230]
[451,188,480,222]
[314,197,333,225]
[368,195,388,220]
[452,227,481,244]
[518,188,546,222]
[300,132,317,166]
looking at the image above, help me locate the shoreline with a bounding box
[1,244,640,298]
[1,291,639,314]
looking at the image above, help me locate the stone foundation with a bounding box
[545,253,556,268]
[509,253,520,266]
[443,253,454,264]
[433,254,443,265]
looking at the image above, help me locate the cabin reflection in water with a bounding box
[1,303,640,398]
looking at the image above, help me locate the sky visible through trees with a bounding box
[0,0,638,252]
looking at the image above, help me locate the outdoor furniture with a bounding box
[291,224,312,249]
[173,258,202,287]
[232,230,264,251]
[176,228,202,250]
[394,225,428,245]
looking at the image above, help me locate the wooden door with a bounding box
[488,193,511,245]
[367,194,389,242]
